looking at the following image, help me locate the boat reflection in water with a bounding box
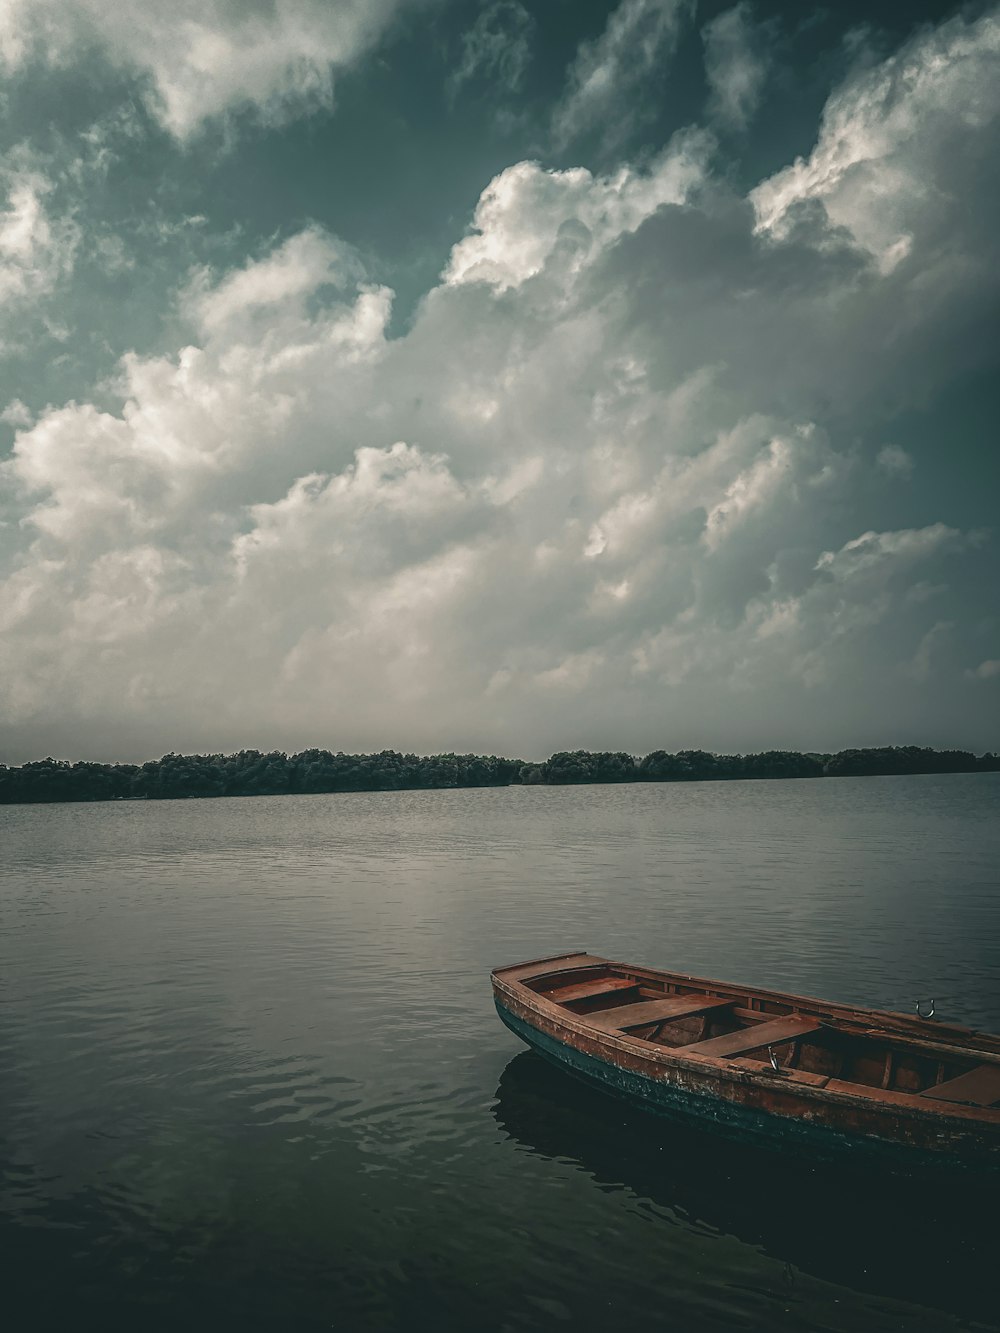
[493,1051,993,1328]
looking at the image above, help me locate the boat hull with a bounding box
[494,995,1000,1174]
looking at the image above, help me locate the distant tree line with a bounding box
[0,745,997,805]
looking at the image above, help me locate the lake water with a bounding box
[2,774,998,1332]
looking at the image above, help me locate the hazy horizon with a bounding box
[1,0,998,765]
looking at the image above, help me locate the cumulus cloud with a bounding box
[0,0,405,137]
[4,250,393,553]
[443,129,710,290]
[188,227,361,335]
[750,9,1000,272]
[1,8,998,759]
[552,0,693,148]
[0,398,33,428]
[702,3,770,130]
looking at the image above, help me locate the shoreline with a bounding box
[2,745,997,806]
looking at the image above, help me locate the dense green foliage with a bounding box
[0,745,997,804]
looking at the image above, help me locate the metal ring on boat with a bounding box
[768,1045,780,1071]
[914,998,936,1019]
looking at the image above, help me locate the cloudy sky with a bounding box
[0,0,997,764]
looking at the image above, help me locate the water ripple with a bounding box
[1,775,998,1330]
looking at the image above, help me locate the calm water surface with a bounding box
[2,775,998,1331]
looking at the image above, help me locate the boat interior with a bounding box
[501,955,1000,1109]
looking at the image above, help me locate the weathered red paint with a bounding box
[492,952,1000,1163]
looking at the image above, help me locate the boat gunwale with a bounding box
[491,954,1000,1129]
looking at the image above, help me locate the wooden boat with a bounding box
[492,951,1000,1172]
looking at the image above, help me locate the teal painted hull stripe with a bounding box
[496,999,798,1141]
[494,1000,976,1170]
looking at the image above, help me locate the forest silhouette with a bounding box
[1,745,997,803]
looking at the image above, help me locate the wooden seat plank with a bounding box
[586,994,733,1032]
[919,1063,1000,1107]
[545,976,636,1005]
[680,1014,821,1059]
